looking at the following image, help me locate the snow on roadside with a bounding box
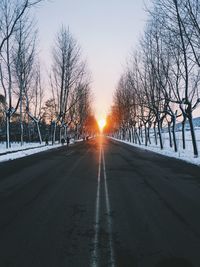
[110,137,200,166]
[0,142,47,154]
[0,144,63,163]
[0,138,79,163]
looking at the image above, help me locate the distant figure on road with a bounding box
[66,136,70,147]
[61,138,65,145]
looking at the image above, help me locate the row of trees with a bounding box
[0,0,97,148]
[106,0,200,157]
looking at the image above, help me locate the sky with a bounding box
[35,0,151,119]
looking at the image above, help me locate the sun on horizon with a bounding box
[98,118,107,132]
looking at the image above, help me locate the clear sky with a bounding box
[35,0,151,119]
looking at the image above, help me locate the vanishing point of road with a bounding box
[0,136,200,267]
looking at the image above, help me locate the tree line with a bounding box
[0,0,97,148]
[106,0,200,157]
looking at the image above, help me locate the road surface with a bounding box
[0,136,200,267]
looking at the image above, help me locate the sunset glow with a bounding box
[98,118,107,132]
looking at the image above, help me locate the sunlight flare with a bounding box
[98,118,107,132]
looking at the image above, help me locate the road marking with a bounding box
[91,143,115,267]
[102,148,115,267]
[91,145,102,267]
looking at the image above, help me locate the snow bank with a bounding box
[0,139,82,163]
[110,137,200,166]
[0,143,63,163]
[0,142,46,155]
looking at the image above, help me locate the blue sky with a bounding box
[35,0,151,119]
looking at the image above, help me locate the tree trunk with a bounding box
[157,119,163,150]
[135,127,141,145]
[188,114,198,157]
[36,121,42,144]
[52,122,57,145]
[27,115,31,142]
[133,127,137,144]
[122,128,125,140]
[154,122,158,145]
[182,117,186,150]
[147,124,151,145]
[20,98,24,146]
[6,114,11,149]
[168,121,172,148]
[131,127,134,143]
[128,128,131,142]
[172,116,178,152]
[139,125,143,143]
[144,124,148,146]
[59,126,62,143]
[64,125,67,139]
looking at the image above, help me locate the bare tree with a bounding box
[71,82,92,139]
[0,0,43,148]
[51,26,90,144]
[0,0,43,53]
[151,0,200,156]
[12,15,37,145]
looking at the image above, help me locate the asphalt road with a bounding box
[0,136,200,267]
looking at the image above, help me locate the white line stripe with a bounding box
[102,148,115,267]
[91,145,102,267]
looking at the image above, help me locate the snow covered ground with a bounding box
[0,142,46,155]
[0,139,77,163]
[110,129,200,166]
